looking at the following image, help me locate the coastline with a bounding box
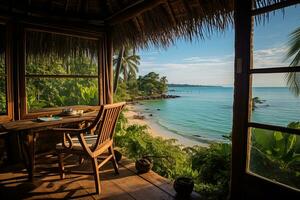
[125,104,209,147]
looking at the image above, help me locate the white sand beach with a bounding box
[124,104,209,147]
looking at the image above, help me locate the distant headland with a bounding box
[168,84,223,88]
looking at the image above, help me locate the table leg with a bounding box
[19,131,36,181]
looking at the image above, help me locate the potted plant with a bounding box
[173,177,194,197]
[135,156,153,174]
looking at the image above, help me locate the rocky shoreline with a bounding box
[127,94,180,102]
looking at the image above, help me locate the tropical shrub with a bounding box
[250,121,300,188]
[114,114,231,199]
[115,123,189,178]
[188,143,231,199]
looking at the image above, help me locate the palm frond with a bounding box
[285,27,300,96]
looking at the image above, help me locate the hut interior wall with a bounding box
[0,17,112,163]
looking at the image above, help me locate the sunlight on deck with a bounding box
[0,155,201,199]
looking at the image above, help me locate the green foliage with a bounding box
[251,121,300,188]
[138,72,168,95]
[285,27,300,96]
[114,82,131,103]
[115,123,188,178]
[115,113,300,198]
[0,52,6,114]
[115,116,231,199]
[25,55,99,111]
[113,47,140,82]
[188,143,231,199]
[114,72,169,102]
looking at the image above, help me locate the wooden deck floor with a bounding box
[0,154,201,200]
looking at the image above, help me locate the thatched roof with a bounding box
[0,0,298,55]
[26,31,99,60]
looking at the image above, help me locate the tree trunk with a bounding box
[113,46,125,94]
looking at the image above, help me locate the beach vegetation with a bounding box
[137,72,168,95]
[114,112,231,199]
[250,122,300,188]
[114,71,169,101]
[115,111,300,198]
[113,47,140,93]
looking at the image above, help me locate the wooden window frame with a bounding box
[0,21,13,122]
[19,25,103,119]
[231,0,300,198]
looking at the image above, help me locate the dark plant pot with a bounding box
[114,150,122,163]
[173,177,194,197]
[135,157,153,174]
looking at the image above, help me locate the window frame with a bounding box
[0,21,13,122]
[20,26,103,119]
[231,1,300,198]
[246,67,300,192]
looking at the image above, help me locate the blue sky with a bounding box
[138,6,300,87]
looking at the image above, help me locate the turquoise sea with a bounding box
[139,87,300,143]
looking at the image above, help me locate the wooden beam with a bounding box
[250,66,300,74]
[251,0,299,16]
[25,74,99,78]
[230,0,253,199]
[248,122,300,136]
[105,0,167,25]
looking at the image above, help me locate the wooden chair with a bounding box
[54,102,126,194]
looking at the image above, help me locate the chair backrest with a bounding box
[94,102,125,148]
[72,102,125,155]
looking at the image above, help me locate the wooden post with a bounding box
[6,22,23,163]
[107,31,113,104]
[230,0,253,199]
[99,31,113,105]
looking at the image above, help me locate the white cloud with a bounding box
[139,46,290,86]
[253,46,289,68]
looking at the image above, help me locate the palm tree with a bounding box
[285,27,300,96]
[113,46,140,93]
[113,46,125,94]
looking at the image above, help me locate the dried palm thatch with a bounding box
[0,0,297,56]
[26,31,99,61]
[109,0,298,49]
[110,0,234,49]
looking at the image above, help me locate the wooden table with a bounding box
[1,111,98,181]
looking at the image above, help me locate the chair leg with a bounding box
[109,145,119,175]
[58,153,65,179]
[92,158,101,195]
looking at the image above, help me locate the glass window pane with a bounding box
[0,24,6,115]
[253,6,299,69]
[26,78,99,112]
[248,127,300,190]
[0,24,4,75]
[25,31,98,76]
[0,76,6,115]
[251,73,300,128]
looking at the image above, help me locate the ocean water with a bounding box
[139,87,300,143]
